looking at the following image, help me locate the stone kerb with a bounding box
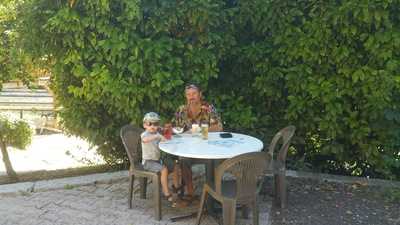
[1,169,399,197]
[0,170,128,197]
[286,170,400,188]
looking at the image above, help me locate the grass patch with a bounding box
[63,184,75,190]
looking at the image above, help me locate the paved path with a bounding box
[0,172,271,225]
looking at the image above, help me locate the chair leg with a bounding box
[260,176,268,201]
[222,198,236,225]
[140,177,147,199]
[242,205,249,219]
[252,199,259,225]
[128,175,135,209]
[274,173,287,209]
[195,187,208,225]
[274,174,280,206]
[280,174,287,209]
[152,176,161,221]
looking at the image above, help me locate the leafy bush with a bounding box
[0,0,39,89]
[225,0,400,179]
[18,0,400,179]
[0,116,33,178]
[19,0,232,164]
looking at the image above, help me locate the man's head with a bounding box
[143,112,160,132]
[185,84,202,105]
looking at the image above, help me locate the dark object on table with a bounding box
[261,125,296,209]
[120,124,162,221]
[219,132,232,138]
[195,151,271,225]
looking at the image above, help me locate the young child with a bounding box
[141,112,176,204]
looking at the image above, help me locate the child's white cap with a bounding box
[143,112,161,123]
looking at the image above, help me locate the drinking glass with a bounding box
[191,124,200,136]
[201,124,208,140]
[163,123,173,140]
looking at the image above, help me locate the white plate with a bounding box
[172,127,184,134]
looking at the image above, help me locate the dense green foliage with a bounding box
[252,1,400,178]
[19,0,400,179]
[20,0,233,163]
[227,0,400,178]
[0,0,36,88]
[0,0,19,85]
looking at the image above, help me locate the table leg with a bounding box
[170,159,214,222]
[205,159,214,187]
[205,159,215,215]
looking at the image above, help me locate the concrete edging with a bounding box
[1,169,399,197]
[286,169,400,188]
[0,170,128,197]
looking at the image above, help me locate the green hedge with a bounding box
[236,0,400,178]
[0,0,33,88]
[19,0,400,179]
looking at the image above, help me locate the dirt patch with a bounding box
[267,177,400,225]
[0,164,122,185]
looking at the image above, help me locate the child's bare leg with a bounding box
[172,164,180,189]
[160,167,170,196]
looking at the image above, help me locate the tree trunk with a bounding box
[0,140,18,180]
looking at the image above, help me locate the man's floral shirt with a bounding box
[173,101,222,132]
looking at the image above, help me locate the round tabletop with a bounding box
[159,132,264,159]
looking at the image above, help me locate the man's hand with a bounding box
[209,122,223,132]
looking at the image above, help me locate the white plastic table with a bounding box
[159,132,264,160]
[159,132,264,219]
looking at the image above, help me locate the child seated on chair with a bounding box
[141,112,179,205]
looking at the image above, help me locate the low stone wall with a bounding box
[286,170,400,188]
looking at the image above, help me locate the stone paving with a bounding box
[0,173,271,225]
[1,168,398,225]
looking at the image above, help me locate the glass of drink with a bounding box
[191,124,199,136]
[163,123,173,140]
[201,123,208,140]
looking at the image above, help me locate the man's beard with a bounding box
[188,100,200,106]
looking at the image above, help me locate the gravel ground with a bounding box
[267,177,400,225]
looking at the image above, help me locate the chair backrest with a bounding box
[214,152,270,202]
[120,124,144,168]
[267,125,296,166]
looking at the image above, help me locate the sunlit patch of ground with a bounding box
[0,134,105,175]
[0,108,105,175]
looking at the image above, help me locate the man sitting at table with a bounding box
[172,84,223,201]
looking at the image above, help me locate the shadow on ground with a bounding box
[268,177,400,225]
